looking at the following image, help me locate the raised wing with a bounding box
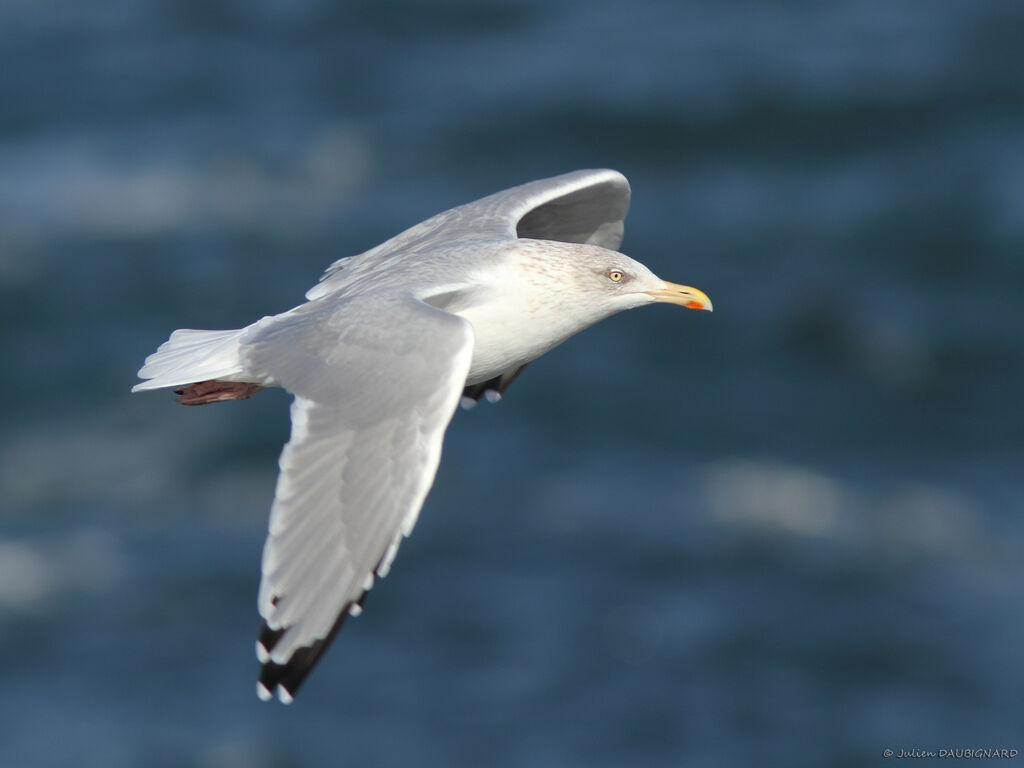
[242,293,474,702]
[307,169,631,300]
[511,169,630,249]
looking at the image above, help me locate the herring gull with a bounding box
[132,169,712,703]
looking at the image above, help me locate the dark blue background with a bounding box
[2,1,1022,765]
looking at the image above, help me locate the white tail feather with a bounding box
[132,328,247,392]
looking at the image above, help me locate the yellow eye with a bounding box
[608,269,624,283]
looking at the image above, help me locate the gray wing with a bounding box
[242,293,474,702]
[510,168,630,249]
[307,169,631,300]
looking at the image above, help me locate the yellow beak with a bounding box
[645,281,713,311]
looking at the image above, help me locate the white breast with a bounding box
[455,294,576,384]
[436,239,620,385]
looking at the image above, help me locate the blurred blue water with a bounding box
[1,1,1023,766]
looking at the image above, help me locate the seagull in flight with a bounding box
[132,169,712,703]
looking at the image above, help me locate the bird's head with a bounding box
[516,241,712,323]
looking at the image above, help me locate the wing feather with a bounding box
[307,169,630,300]
[243,293,474,701]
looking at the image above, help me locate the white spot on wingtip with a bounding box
[256,641,270,664]
[460,396,477,410]
[377,539,399,578]
[484,389,501,403]
[349,603,363,617]
[257,682,273,702]
[277,686,294,705]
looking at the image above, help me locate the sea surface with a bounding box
[1,1,1022,766]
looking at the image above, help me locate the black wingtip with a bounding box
[257,611,348,703]
[256,590,371,703]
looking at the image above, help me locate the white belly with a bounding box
[455,298,581,385]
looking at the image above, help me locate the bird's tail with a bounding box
[132,328,248,393]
